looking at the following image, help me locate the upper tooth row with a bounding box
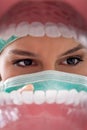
[0,22,87,46]
[0,90,87,106]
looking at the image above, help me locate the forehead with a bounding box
[2,36,79,53]
[0,1,85,30]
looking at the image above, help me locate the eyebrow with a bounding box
[9,49,39,57]
[9,44,85,57]
[61,44,85,56]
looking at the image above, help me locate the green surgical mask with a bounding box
[0,70,87,93]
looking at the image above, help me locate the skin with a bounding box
[0,36,87,81]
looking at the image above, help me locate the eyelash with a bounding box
[12,55,83,68]
[60,55,83,66]
[12,58,37,67]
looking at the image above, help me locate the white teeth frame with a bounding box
[0,21,87,46]
[0,90,87,106]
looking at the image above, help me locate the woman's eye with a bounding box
[61,56,83,66]
[13,59,36,67]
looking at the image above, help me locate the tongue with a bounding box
[0,100,87,130]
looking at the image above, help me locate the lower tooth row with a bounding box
[0,90,87,106]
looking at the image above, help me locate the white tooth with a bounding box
[2,92,11,105]
[56,90,69,104]
[66,89,79,106]
[70,89,80,106]
[34,91,45,104]
[10,91,23,105]
[45,22,60,37]
[0,92,5,105]
[21,91,34,104]
[78,91,87,103]
[46,90,57,104]
[79,91,87,97]
[15,22,30,37]
[29,22,45,37]
[79,91,87,107]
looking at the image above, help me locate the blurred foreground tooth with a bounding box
[56,90,69,104]
[34,91,45,104]
[21,91,34,104]
[45,23,60,37]
[65,89,79,105]
[10,91,23,105]
[4,108,19,122]
[46,90,57,104]
[29,22,45,37]
[15,22,30,37]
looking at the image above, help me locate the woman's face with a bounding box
[0,36,87,81]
